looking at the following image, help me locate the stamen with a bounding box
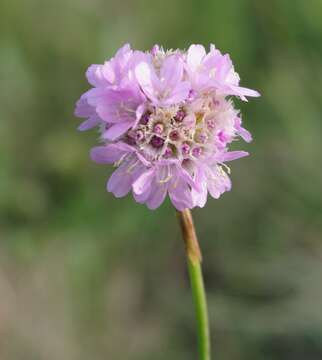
[159,165,172,183]
[114,153,128,167]
[159,174,172,183]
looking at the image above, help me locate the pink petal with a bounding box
[169,178,193,210]
[231,85,261,99]
[90,143,133,164]
[216,54,233,82]
[132,168,155,195]
[74,96,93,118]
[192,185,207,208]
[234,116,252,140]
[107,164,133,198]
[187,44,206,72]
[135,62,159,103]
[114,43,131,61]
[207,167,231,199]
[86,64,113,87]
[136,152,151,167]
[146,182,167,209]
[102,121,133,141]
[163,81,190,106]
[78,116,100,131]
[133,188,152,203]
[179,166,201,192]
[240,128,252,142]
[133,103,146,128]
[191,167,208,208]
[160,55,184,90]
[221,151,249,162]
[75,96,101,131]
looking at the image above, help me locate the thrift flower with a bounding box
[75,43,260,210]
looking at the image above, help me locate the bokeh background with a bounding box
[1,0,322,359]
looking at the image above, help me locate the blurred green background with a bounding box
[1,0,322,359]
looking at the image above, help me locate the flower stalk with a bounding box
[177,209,211,360]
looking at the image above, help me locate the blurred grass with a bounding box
[1,0,322,359]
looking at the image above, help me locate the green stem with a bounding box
[177,209,211,360]
[187,257,210,360]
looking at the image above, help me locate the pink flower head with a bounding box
[75,44,260,210]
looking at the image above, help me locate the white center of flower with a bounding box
[123,94,230,163]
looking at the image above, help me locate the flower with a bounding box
[75,43,260,210]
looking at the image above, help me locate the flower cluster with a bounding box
[75,44,260,210]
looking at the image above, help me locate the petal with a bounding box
[187,44,206,72]
[109,44,133,83]
[230,85,261,99]
[92,88,139,123]
[207,166,231,199]
[169,178,193,210]
[133,103,146,128]
[221,151,249,162]
[77,116,100,131]
[85,87,107,107]
[132,166,154,203]
[215,54,233,82]
[74,96,93,118]
[135,62,159,103]
[133,187,152,203]
[160,55,184,90]
[146,182,167,209]
[132,168,155,195]
[163,81,190,106]
[115,43,131,57]
[107,164,133,198]
[75,96,101,131]
[107,157,145,199]
[136,152,151,167]
[191,166,208,208]
[114,43,131,62]
[238,127,252,142]
[203,45,221,68]
[101,62,116,84]
[179,166,201,192]
[90,143,133,164]
[235,117,253,142]
[192,186,207,208]
[86,64,113,87]
[102,121,133,140]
